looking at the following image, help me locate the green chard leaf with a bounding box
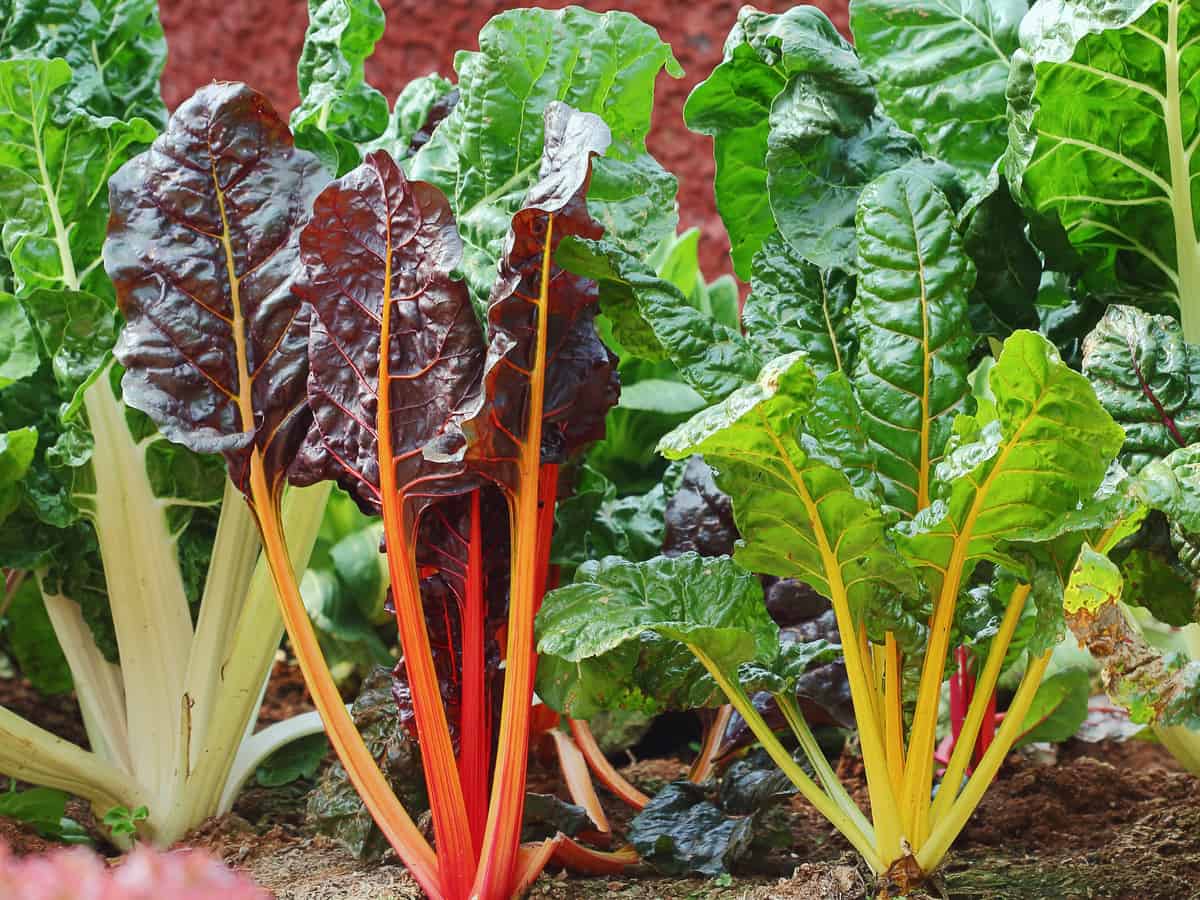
[659,354,917,615]
[557,237,759,402]
[741,233,856,379]
[961,179,1042,339]
[0,0,167,125]
[897,331,1125,604]
[1135,445,1200,535]
[852,169,975,515]
[409,6,682,301]
[534,553,772,719]
[737,6,961,273]
[0,57,155,300]
[2,575,72,694]
[362,72,455,160]
[1082,305,1200,472]
[292,0,390,175]
[0,292,39,389]
[850,0,1026,194]
[1007,0,1200,338]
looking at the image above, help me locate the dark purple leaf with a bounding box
[105,82,329,502]
[288,149,485,517]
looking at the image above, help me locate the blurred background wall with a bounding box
[158,0,851,276]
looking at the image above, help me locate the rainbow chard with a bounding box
[261,99,612,897]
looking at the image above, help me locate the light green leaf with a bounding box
[0,291,39,389]
[742,233,856,380]
[291,0,389,175]
[852,169,975,515]
[0,0,167,125]
[1063,542,1123,616]
[897,331,1125,600]
[0,425,36,522]
[850,0,1025,193]
[1006,0,1200,338]
[659,354,916,615]
[409,7,681,301]
[534,553,771,718]
[256,733,330,788]
[1082,305,1200,472]
[0,58,155,300]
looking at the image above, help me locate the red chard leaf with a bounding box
[105,82,328,503]
[447,103,620,488]
[290,149,485,519]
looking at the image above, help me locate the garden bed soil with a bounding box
[5,661,1199,898]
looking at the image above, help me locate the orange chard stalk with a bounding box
[103,84,445,897]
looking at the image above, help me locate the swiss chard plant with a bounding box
[536,1,1200,889]
[103,4,683,896]
[0,3,330,846]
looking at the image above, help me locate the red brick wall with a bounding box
[158,1,850,276]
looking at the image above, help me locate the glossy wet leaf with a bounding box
[409,6,681,300]
[0,292,38,389]
[288,148,483,514]
[292,0,389,175]
[450,104,618,484]
[662,456,738,559]
[850,0,1025,194]
[558,237,759,402]
[1007,0,1200,327]
[362,73,455,160]
[628,781,756,876]
[852,169,974,514]
[1135,445,1200,535]
[1082,305,1200,473]
[21,289,116,416]
[105,82,329,503]
[0,0,167,125]
[742,234,856,380]
[0,57,155,300]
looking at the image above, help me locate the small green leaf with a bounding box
[1016,666,1090,746]
[256,732,331,787]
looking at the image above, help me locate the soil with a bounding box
[6,660,1200,897]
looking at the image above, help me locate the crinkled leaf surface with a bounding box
[363,73,455,160]
[628,781,757,877]
[105,82,328,502]
[1082,305,1200,472]
[291,0,389,175]
[662,455,739,559]
[852,169,975,515]
[288,148,484,515]
[557,237,759,403]
[962,179,1042,339]
[408,6,681,301]
[897,331,1125,601]
[850,0,1025,193]
[0,57,155,300]
[1007,0,1200,330]
[659,354,916,615]
[0,0,167,125]
[534,553,771,719]
[0,292,39,389]
[742,233,856,380]
[1135,445,1200,535]
[450,104,619,484]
